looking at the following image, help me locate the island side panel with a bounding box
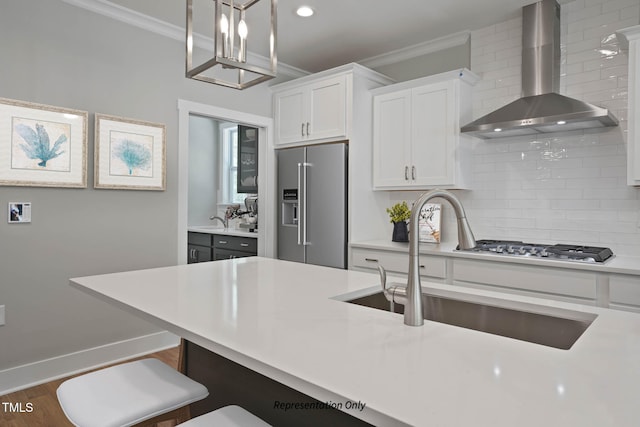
[184,340,374,427]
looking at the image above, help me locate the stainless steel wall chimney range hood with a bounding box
[461,0,618,139]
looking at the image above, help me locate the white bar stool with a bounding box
[179,405,271,426]
[57,357,209,427]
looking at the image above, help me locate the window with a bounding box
[220,123,244,204]
[220,124,245,204]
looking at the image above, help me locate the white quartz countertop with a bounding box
[188,225,258,238]
[70,257,640,426]
[352,239,640,276]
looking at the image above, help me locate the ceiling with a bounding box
[106,0,562,74]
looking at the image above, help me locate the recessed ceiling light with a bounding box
[296,6,314,17]
[494,128,502,132]
[556,120,566,125]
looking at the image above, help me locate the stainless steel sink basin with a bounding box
[345,289,597,350]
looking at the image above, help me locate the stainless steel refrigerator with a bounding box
[277,143,347,269]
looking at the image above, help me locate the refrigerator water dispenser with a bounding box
[282,202,298,226]
[282,188,298,226]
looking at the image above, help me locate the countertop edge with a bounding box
[188,226,258,238]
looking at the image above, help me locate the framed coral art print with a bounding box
[0,98,87,188]
[94,114,166,191]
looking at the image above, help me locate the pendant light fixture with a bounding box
[186,0,277,90]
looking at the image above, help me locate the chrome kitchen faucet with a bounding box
[378,189,476,326]
[209,215,228,228]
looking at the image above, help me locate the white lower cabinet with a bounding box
[349,245,640,309]
[609,274,640,312]
[452,259,597,305]
[351,247,447,282]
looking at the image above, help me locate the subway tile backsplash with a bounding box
[389,0,640,256]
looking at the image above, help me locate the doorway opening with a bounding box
[177,100,275,264]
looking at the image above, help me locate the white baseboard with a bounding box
[0,331,180,396]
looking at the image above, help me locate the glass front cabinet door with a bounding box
[237,125,258,193]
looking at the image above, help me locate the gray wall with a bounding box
[188,115,219,226]
[0,0,271,371]
[371,41,470,82]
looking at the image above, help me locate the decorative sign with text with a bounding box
[419,203,441,243]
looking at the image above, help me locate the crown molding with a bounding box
[60,0,308,79]
[360,30,471,69]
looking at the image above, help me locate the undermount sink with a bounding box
[344,288,597,350]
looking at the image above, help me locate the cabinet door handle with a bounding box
[302,162,309,246]
[306,122,310,136]
[405,166,409,180]
[219,240,228,245]
[297,163,303,245]
[240,243,249,247]
[364,258,379,263]
[194,249,199,258]
[412,166,416,180]
[301,123,305,137]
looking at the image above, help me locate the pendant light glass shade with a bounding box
[186,0,277,90]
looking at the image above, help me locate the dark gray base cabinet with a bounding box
[188,232,257,263]
[214,248,255,260]
[188,232,213,263]
[213,235,257,259]
[188,244,212,263]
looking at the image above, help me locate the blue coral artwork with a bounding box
[11,117,71,171]
[94,113,165,190]
[0,97,87,188]
[108,131,153,177]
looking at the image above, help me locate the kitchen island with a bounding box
[70,257,640,426]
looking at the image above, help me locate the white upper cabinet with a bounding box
[273,74,348,146]
[372,89,412,187]
[619,26,640,186]
[308,76,348,141]
[372,69,478,190]
[272,64,394,148]
[274,88,306,144]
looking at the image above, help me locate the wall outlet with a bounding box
[0,305,4,326]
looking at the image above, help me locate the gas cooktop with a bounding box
[458,239,614,263]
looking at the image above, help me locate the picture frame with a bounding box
[0,98,87,188]
[94,114,166,191]
[8,202,32,224]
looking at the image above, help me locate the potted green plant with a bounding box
[386,201,411,242]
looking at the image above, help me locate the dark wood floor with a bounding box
[0,346,180,427]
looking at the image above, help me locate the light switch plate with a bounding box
[0,305,5,326]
